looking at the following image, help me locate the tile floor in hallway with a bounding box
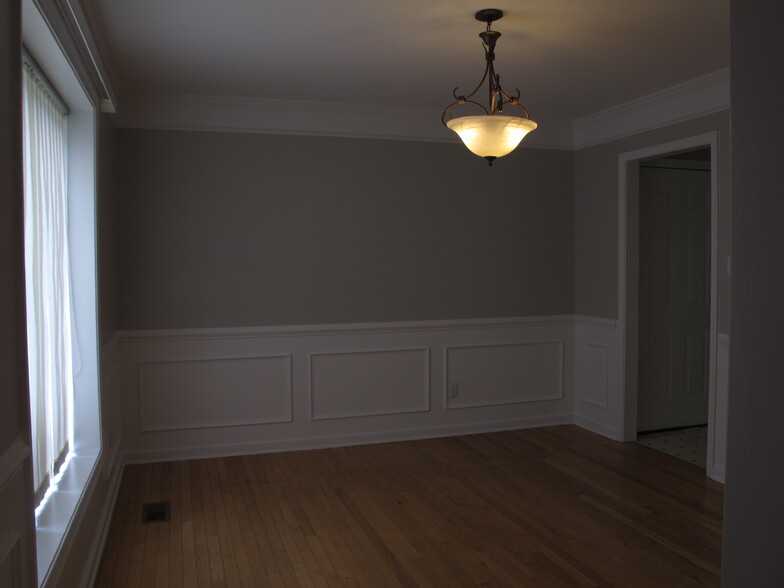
[637,425,708,468]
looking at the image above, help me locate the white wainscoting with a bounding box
[138,354,293,431]
[0,438,33,588]
[0,531,22,588]
[118,316,576,463]
[446,341,563,409]
[573,316,730,483]
[310,348,429,420]
[574,316,622,439]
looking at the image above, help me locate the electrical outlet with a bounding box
[448,383,459,399]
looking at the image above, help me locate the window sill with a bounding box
[34,454,98,585]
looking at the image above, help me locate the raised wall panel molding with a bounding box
[114,316,726,468]
[310,348,430,421]
[138,355,293,432]
[445,341,564,409]
[573,69,730,149]
[110,93,573,149]
[0,532,22,588]
[574,317,622,440]
[118,315,576,461]
[0,438,30,493]
[579,341,610,409]
[0,451,34,588]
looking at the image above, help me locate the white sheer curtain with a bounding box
[22,59,74,505]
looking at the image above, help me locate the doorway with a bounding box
[616,133,720,479]
[636,149,711,467]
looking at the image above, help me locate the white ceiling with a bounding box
[82,0,729,138]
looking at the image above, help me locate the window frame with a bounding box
[22,0,103,584]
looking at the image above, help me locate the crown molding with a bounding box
[109,69,729,151]
[572,68,730,150]
[111,93,574,149]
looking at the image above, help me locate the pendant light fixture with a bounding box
[442,8,537,166]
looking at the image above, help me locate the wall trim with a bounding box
[118,315,578,342]
[444,340,565,409]
[137,354,294,432]
[28,0,116,109]
[114,315,726,479]
[79,452,124,588]
[574,315,617,329]
[580,341,610,409]
[573,413,618,440]
[121,413,574,465]
[109,70,729,151]
[573,69,730,149]
[616,133,726,484]
[309,347,430,421]
[617,132,720,444]
[574,318,620,439]
[0,532,22,587]
[0,438,30,493]
[109,93,574,150]
[38,454,99,587]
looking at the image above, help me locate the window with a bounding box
[22,55,74,508]
[22,0,104,581]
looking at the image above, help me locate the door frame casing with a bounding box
[617,132,719,479]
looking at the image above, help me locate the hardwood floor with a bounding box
[94,426,723,587]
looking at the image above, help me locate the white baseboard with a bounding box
[122,413,574,465]
[573,413,621,441]
[80,453,124,588]
[709,466,726,485]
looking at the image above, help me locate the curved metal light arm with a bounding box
[441,12,533,126]
[441,98,489,125]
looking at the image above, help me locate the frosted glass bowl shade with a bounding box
[446,115,538,158]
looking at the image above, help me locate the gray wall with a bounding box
[574,111,732,333]
[723,0,784,584]
[98,113,120,345]
[117,130,575,329]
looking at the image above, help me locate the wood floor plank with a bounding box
[97,426,723,587]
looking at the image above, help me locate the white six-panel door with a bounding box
[637,166,711,431]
